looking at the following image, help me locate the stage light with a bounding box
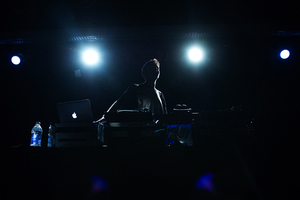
[195,173,214,191]
[82,49,100,66]
[91,176,108,193]
[187,46,204,63]
[280,49,290,59]
[11,55,21,65]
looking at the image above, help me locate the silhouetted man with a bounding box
[96,58,167,123]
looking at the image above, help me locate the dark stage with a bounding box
[1,1,299,199]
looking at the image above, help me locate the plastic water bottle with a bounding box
[47,122,55,147]
[30,121,43,147]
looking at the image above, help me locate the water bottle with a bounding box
[47,122,55,147]
[30,121,43,147]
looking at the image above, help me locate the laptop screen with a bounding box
[57,99,93,124]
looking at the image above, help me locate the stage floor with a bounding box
[2,135,297,200]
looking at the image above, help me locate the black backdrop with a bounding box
[1,1,300,199]
[1,35,299,147]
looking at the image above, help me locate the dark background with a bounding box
[2,33,299,146]
[0,0,298,155]
[1,0,299,199]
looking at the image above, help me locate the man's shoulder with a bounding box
[154,88,162,93]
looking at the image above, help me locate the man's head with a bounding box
[141,58,160,82]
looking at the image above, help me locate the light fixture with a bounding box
[11,55,21,65]
[280,49,290,59]
[82,48,100,66]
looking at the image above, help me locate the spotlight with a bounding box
[280,49,290,59]
[82,49,100,66]
[187,46,204,63]
[11,55,21,65]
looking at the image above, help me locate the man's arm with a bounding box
[94,85,137,123]
[107,85,137,112]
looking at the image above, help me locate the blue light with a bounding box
[195,173,214,192]
[280,49,290,59]
[91,176,108,193]
[11,56,21,65]
[82,48,100,66]
[187,46,204,63]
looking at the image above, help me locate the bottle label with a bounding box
[30,133,37,146]
[36,132,42,146]
[30,132,42,147]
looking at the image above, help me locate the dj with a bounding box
[96,58,167,123]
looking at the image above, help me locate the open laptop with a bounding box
[57,99,94,124]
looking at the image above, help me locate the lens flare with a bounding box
[91,176,108,193]
[195,173,214,192]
